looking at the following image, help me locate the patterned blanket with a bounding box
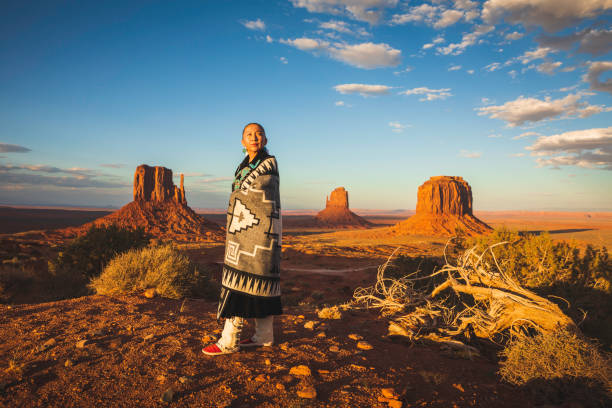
[217,156,282,317]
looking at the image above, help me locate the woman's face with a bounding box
[242,124,267,155]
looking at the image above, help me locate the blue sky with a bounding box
[1,0,611,210]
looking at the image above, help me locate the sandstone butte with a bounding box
[315,187,371,229]
[66,165,222,241]
[391,176,492,236]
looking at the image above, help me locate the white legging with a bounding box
[217,315,274,351]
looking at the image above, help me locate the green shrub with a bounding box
[89,244,213,299]
[52,224,150,279]
[499,329,611,394]
[456,228,611,292]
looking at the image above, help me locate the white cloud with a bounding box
[583,61,612,95]
[513,131,541,140]
[334,83,392,96]
[509,152,526,157]
[422,42,435,49]
[279,56,288,64]
[537,28,612,56]
[484,62,502,72]
[505,31,524,41]
[518,47,554,64]
[290,0,399,24]
[320,20,370,36]
[437,25,494,55]
[242,19,266,31]
[525,127,612,170]
[391,4,439,25]
[536,61,562,74]
[459,150,482,158]
[280,38,401,68]
[400,87,452,101]
[266,35,274,43]
[329,41,401,68]
[280,37,330,51]
[508,69,517,78]
[467,69,475,74]
[389,121,410,133]
[482,0,612,32]
[488,133,503,138]
[477,93,611,127]
[448,64,462,71]
[435,9,464,28]
[335,100,345,106]
[481,97,492,104]
[393,66,413,75]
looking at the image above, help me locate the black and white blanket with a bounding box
[217,155,282,318]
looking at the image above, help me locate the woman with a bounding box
[202,122,282,355]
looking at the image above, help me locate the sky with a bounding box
[1,0,611,211]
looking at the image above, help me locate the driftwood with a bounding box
[351,243,577,346]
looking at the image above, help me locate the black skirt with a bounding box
[218,287,283,319]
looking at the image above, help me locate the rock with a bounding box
[315,187,371,228]
[348,333,363,341]
[109,339,122,349]
[144,288,156,298]
[156,375,167,383]
[303,321,317,330]
[76,339,89,348]
[160,388,174,403]
[388,400,403,408]
[452,383,464,392]
[391,176,491,237]
[38,338,56,352]
[350,364,367,372]
[143,334,154,341]
[64,359,74,367]
[201,335,216,343]
[92,328,105,336]
[134,165,185,204]
[329,345,340,352]
[381,388,399,399]
[264,359,271,366]
[275,383,285,391]
[280,375,294,384]
[297,385,317,399]
[289,365,311,376]
[316,331,326,338]
[255,374,266,382]
[179,376,193,384]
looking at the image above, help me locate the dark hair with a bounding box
[242,122,266,136]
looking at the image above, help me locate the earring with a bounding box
[242,148,247,154]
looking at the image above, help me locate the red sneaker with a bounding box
[201,344,236,355]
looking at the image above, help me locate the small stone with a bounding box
[179,376,192,384]
[64,359,74,367]
[109,339,122,349]
[201,335,215,343]
[357,341,373,350]
[350,364,367,372]
[143,334,154,341]
[297,315,305,319]
[264,359,271,366]
[348,333,363,341]
[280,344,289,351]
[303,321,317,330]
[329,345,340,352]
[92,329,105,336]
[388,400,403,408]
[281,375,294,383]
[289,365,311,376]
[316,331,326,338]
[452,383,464,393]
[144,288,156,298]
[297,385,317,399]
[275,383,285,391]
[381,388,399,399]
[76,339,89,349]
[255,374,266,382]
[44,338,57,347]
[160,388,174,403]
[157,375,167,383]
[318,369,330,375]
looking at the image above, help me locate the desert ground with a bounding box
[1,206,611,407]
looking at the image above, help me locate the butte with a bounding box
[391,176,491,236]
[315,187,371,229]
[67,165,222,241]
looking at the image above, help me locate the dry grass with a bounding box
[89,244,206,299]
[499,329,612,393]
[317,305,343,319]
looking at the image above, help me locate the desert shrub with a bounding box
[0,265,35,302]
[89,244,213,299]
[51,224,150,279]
[499,329,611,397]
[460,228,611,291]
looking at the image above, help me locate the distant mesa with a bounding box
[391,176,491,236]
[67,164,222,241]
[315,187,371,229]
